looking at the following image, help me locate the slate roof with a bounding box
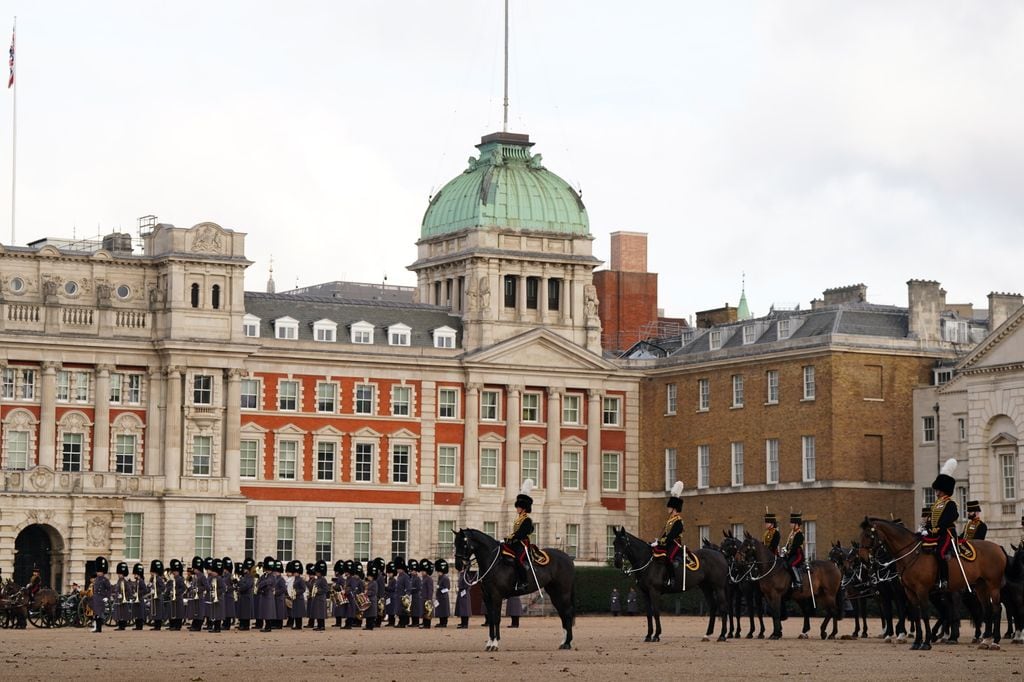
[244,291,463,349]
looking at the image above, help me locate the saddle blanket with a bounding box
[500,544,551,566]
[956,540,977,562]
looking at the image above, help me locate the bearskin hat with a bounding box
[515,479,535,513]
[169,558,183,573]
[191,555,204,570]
[789,512,802,525]
[150,559,164,574]
[666,480,684,512]
[116,561,129,576]
[132,563,144,577]
[435,558,449,574]
[931,458,957,496]
[95,556,109,573]
[420,559,434,574]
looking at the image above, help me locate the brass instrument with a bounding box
[400,593,411,615]
[424,597,434,619]
[377,597,385,614]
[211,575,219,604]
[120,579,127,604]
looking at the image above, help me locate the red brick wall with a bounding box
[594,270,658,351]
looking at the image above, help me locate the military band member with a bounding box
[91,556,113,633]
[408,558,423,627]
[309,561,330,631]
[187,556,209,631]
[506,480,536,592]
[131,563,147,630]
[345,560,363,629]
[782,512,805,590]
[304,563,316,629]
[418,559,434,629]
[164,559,186,630]
[273,560,288,629]
[113,561,134,630]
[236,560,255,631]
[653,481,685,589]
[395,557,412,628]
[148,559,166,631]
[506,595,523,628]
[287,559,308,630]
[331,560,346,628]
[455,567,473,628]
[434,559,451,628]
[384,561,398,627]
[763,510,781,556]
[961,501,988,540]
[925,459,960,590]
[221,557,236,630]
[257,557,276,633]
[208,558,225,633]
[363,561,380,630]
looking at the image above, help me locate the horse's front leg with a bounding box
[485,596,501,651]
[644,592,655,642]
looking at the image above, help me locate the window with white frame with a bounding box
[480,390,499,421]
[115,434,137,475]
[1001,452,1017,500]
[666,383,677,415]
[274,316,298,340]
[709,330,722,350]
[192,435,212,476]
[5,429,30,469]
[277,440,298,480]
[803,365,816,400]
[277,517,295,561]
[313,319,337,342]
[388,323,411,347]
[777,319,791,340]
[351,321,374,344]
[521,448,539,485]
[316,441,336,481]
[355,384,375,415]
[766,439,779,484]
[602,452,621,491]
[698,378,710,411]
[958,417,966,441]
[242,314,261,338]
[438,520,455,558]
[562,394,581,425]
[316,382,338,413]
[195,514,214,557]
[61,433,84,472]
[802,435,816,482]
[522,393,540,423]
[193,374,213,405]
[565,524,579,558]
[732,375,744,407]
[391,519,409,559]
[957,485,969,513]
[124,512,143,560]
[1,367,15,399]
[391,443,411,483]
[923,487,936,506]
[278,380,298,411]
[698,445,710,489]
[731,442,744,486]
[664,448,677,491]
[438,445,457,485]
[354,442,374,482]
[433,326,456,349]
[731,523,744,538]
[698,525,710,547]
[483,521,498,538]
[922,416,936,443]
[3,368,37,400]
[240,378,260,410]
[606,526,617,561]
[240,439,259,479]
[123,374,142,404]
[245,516,257,559]
[354,520,371,561]
[742,325,757,345]
[804,520,817,559]
[56,370,90,403]
[480,446,499,487]
[391,385,411,416]
[56,370,70,401]
[315,519,334,562]
[438,387,459,419]
[766,370,779,404]
[602,396,621,426]
[562,450,581,490]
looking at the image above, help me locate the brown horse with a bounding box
[859,517,1006,651]
[740,533,843,639]
[31,588,60,627]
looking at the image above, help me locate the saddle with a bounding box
[500,543,550,566]
[654,546,700,571]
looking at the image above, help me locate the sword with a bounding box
[681,544,687,593]
[806,561,816,609]
[524,548,545,612]
[950,533,972,594]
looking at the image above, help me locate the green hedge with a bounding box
[572,565,708,615]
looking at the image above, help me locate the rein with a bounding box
[456,536,502,587]
[616,538,654,575]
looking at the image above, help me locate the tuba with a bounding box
[400,594,412,615]
[424,597,434,619]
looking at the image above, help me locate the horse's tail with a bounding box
[570,578,577,624]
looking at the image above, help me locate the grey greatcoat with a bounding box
[375,573,386,612]
[309,576,329,619]
[420,575,434,619]
[163,574,185,620]
[435,573,451,618]
[207,572,225,621]
[91,574,113,619]
[274,574,288,620]
[235,572,255,620]
[344,574,362,619]
[384,575,398,617]
[257,573,276,620]
[187,572,209,620]
[149,575,166,621]
[396,572,411,616]
[409,572,424,618]
[454,571,474,617]
[363,576,378,619]
[290,575,307,619]
[221,574,235,619]
[113,577,135,622]
[133,578,148,621]
[506,596,523,617]
[331,575,346,618]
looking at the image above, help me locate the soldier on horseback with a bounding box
[782,512,805,590]
[652,481,685,589]
[961,500,987,541]
[763,511,780,556]
[924,458,959,590]
[505,479,535,591]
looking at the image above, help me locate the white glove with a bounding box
[433,600,439,608]
[650,541,658,547]
[459,590,466,597]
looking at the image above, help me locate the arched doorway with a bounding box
[14,525,64,589]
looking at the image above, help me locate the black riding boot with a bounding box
[937,553,949,590]
[791,567,802,591]
[150,619,162,631]
[515,562,529,591]
[457,616,469,628]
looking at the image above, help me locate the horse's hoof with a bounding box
[701,636,710,642]
[745,632,753,639]
[757,633,765,640]
[827,633,836,640]
[717,636,726,642]
[643,635,652,643]
[910,642,921,650]
[768,634,781,640]
[920,642,931,651]
[798,633,809,640]
[840,635,853,640]
[558,643,572,650]
[652,636,660,642]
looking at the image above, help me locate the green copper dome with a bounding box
[421,132,589,239]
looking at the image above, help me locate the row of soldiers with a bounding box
[86,554,474,633]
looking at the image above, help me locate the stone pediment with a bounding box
[989,432,1018,448]
[464,328,616,373]
[959,305,1024,373]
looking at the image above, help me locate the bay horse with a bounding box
[858,517,1005,650]
[453,528,576,651]
[612,527,728,643]
[740,534,843,640]
[720,531,765,639]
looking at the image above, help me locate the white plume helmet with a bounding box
[670,481,684,497]
[940,458,958,477]
[520,479,535,495]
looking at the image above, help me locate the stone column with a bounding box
[546,388,562,504]
[516,270,527,321]
[224,368,242,493]
[463,383,480,502]
[505,385,521,503]
[540,276,549,318]
[93,365,112,472]
[39,362,58,469]
[586,390,603,505]
[145,369,164,477]
[163,366,183,490]
[560,268,571,324]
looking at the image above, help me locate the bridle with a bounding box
[454,531,502,587]
[740,539,780,582]
[862,523,922,572]
[613,534,653,576]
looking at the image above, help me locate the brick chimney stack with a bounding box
[609,231,647,273]
[907,280,945,342]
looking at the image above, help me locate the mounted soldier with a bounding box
[652,481,684,589]
[763,510,780,556]
[505,479,536,591]
[961,500,987,541]
[782,512,805,590]
[924,458,959,590]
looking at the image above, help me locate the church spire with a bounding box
[737,272,751,321]
[266,256,276,294]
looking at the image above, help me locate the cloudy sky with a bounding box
[1,1,1021,318]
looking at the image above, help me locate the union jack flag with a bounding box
[8,25,14,89]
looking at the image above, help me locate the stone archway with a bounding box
[14,524,65,589]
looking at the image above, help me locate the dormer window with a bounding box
[777,319,791,340]
[433,326,457,349]
[388,323,411,347]
[709,330,722,350]
[351,321,374,344]
[742,325,757,345]
[274,316,299,340]
[243,314,261,338]
[313,319,337,343]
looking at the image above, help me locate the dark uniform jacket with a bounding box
[207,572,224,620]
[149,575,166,621]
[163,574,185,619]
[235,572,254,620]
[290,575,307,619]
[363,577,378,619]
[410,573,424,618]
[962,518,988,541]
[309,576,330,620]
[435,574,451,618]
[133,578,148,620]
[92,574,113,618]
[257,573,276,620]
[785,529,805,567]
[188,572,209,620]
[421,575,434,618]
[274,574,288,620]
[926,497,959,555]
[507,513,534,554]
[763,527,781,555]
[455,572,473,617]
[396,571,412,615]
[113,577,135,621]
[658,513,684,557]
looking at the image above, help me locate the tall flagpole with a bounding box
[502,0,508,132]
[9,16,16,245]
